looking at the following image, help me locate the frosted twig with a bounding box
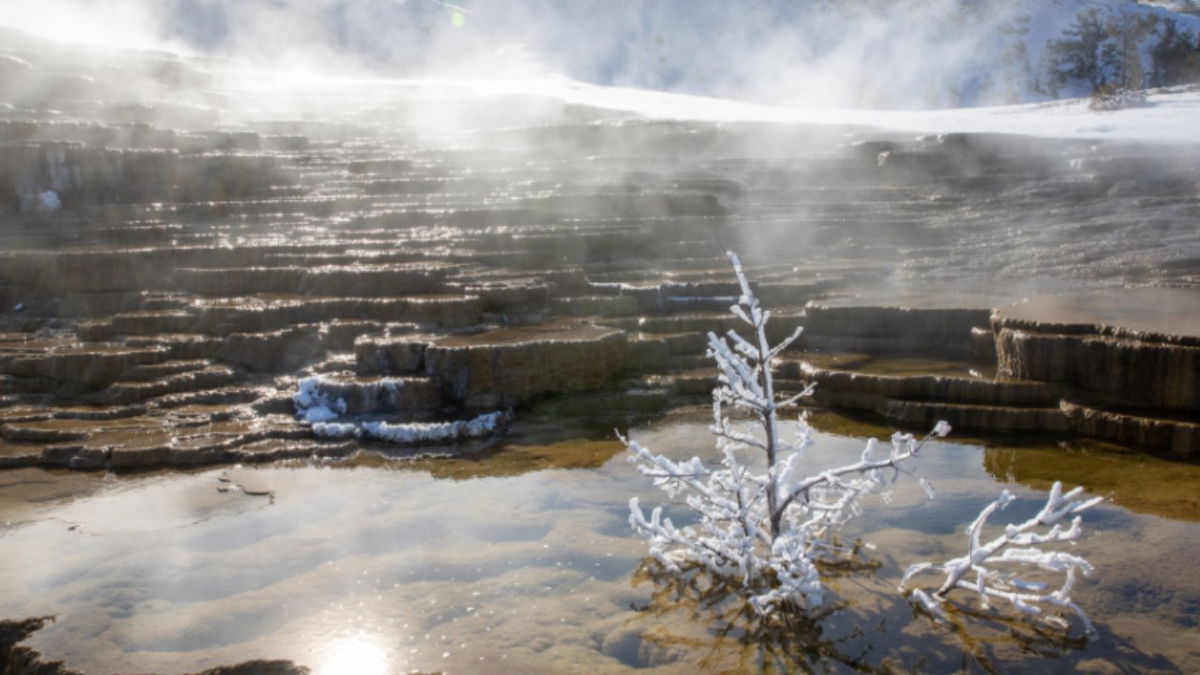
[900,482,1102,635]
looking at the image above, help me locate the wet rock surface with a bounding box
[995,292,1200,414]
[1,29,1199,470]
[425,322,628,408]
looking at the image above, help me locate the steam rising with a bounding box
[6,0,1197,109]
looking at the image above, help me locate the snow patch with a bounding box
[36,190,60,212]
[294,375,508,445]
[310,411,508,444]
[312,421,359,439]
[293,375,348,423]
[360,411,509,444]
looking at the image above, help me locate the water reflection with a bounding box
[983,440,1200,521]
[0,410,1196,673]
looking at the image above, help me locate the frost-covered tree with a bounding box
[625,250,1102,639]
[624,251,948,616]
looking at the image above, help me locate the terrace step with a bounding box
[91,365,241,406]
[121,359,213,381]
[1,26,1197,470]
[0,340,168,390]
[877,399,1071,435]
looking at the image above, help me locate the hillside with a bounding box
[3,0,1199,109]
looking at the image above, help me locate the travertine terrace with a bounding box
[3,28,1200,469]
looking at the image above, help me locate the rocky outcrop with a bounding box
[797,345,1199,454]
[293,374,441,417]
[345,321,631,413]
[353,334,431,375]
[996,323,1200,414]
[1061,400,1200,458]
[220,327,325,373]
[0,616,80,675]
[91,365,240,406]
[797,355,1069,435]
[0,342,166,390]
[802,303,991,358]
[625,332,708,372]
[0,143,286,213]
[801,362,1061,407]
[987,292,1200,452]
[881,399,1070,434]
[550,295,639,317]
[173,264,447,297]
[423,322,628,408]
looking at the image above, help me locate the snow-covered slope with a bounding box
[4,0,1197,109]
[393,76,1200,143]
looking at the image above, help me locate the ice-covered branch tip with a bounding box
[900,481,1103,634]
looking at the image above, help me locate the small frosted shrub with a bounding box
[625,251,1101,636]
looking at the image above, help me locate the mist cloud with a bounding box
[1,1,1193,108]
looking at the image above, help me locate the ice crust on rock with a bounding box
[360,411,508,443]
[310,411,508,444]
[295,375,507,445]
[311,421,358,439]
[293,375,348,423]
[36,190,60,212]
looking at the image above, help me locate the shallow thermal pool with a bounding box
[0,410,1198,674]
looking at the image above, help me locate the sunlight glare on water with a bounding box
[316,634,390,675]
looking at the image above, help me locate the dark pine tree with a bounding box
[1149,18,1200,87]
[1044,9,1110,92]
